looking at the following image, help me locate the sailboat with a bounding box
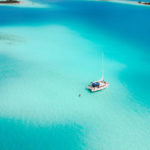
[88,53,109,92]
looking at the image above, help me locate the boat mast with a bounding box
[101,53,104,81]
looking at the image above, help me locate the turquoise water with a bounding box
[0,1,150,150]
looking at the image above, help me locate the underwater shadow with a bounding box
[0,118,85,150]
[0,54,28,84]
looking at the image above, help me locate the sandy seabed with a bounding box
[0,0,48,8]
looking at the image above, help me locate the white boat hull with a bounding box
[88,80,109,92]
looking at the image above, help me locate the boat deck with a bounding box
[88,80,109,92]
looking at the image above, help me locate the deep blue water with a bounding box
[0,2,150,49]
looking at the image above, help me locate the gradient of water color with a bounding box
[0,1,150,150]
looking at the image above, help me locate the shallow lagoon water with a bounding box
[0,1,150,150]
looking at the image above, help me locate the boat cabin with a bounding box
[92,82,100,87]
